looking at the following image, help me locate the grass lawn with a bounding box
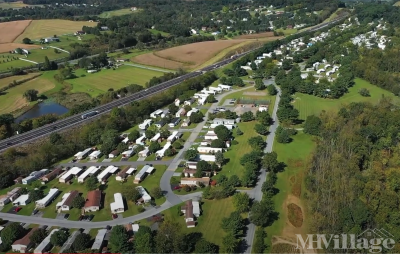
[23,48,69,62]
[222,121,259,179]
[276,28,298,36]
[0,72,40,90]
[265,132,315,251]
[293,78,400,121]
[0,58,35,72]
[162,197,235,246]
[67,65,163,97]
[108,49,151,59]
[98,8,137,18]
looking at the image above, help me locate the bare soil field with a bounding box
[0,43,40,53]
[243,91,267,96]
[0,20,32,43]
[236,32,275,39]
[15,19,98,41]
[287,203,303,228]
[133,40,248,70]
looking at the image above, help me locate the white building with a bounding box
[12,194,30,206]
[204,131,218,140]
[197,147,224,153]
[150,109,163,118]
[59,167,82,183]
[36,188,60,208]
[91,229,107,251]
[136,186,151,203]
[122,150,135,158]
[136,134,146,145]
[209,123,235,130]
[186,108,199,117]
[55,191,79,211]
[156,142,172,158]
[209,87,222,93]
[139,119,152,130]
[199,154,216,162]
[134,165,153,183]
[97,166,118,183]
[78,166,101,183]
[218,84,231,91]
[22,169,48,184]
[138,148,149,157]
[167,131,179,142]
[88,150,102,160]
[175,108,186,117]
[150,133,161,142]
[34,229,59,253]
[74,148,92,160]
[110,193,125,213]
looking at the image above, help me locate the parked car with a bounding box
[14,207,22,212]
[64,213,69,219]
[112,214,118,219]
[106,225,111,230]
[88,214,94,221]
[173,186,181,190]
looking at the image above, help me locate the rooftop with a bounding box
[84,190,101,208]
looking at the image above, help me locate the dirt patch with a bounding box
[0,43,40,53]
[270,242,301,253]
[243,91,267,96]
[0,20,32,43]
[234,104,259,116]
[235,32,275,39]
[133,53,185,70]
[287,203,303,228]
[289,175,296,184]
[291,173,302,198]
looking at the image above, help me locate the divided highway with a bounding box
[0,15,347,152]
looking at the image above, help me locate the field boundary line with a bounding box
[12,19,32,43]
[19,58,38,64]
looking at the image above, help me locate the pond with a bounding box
[15,100,69,123]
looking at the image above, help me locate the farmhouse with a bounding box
[59,167,82,183]
[78,166,101,183]
[34,229,59,254]
[74,148,92,160]
[97,165,119,183]
[110,193,125,213]
[89,150,102,160]
[169,118,181,127]
[108,150,119,158]
[91,229,107,251]
[41,168,62,182]
[12,227,39,253]
[197,147,224,154]
[134,165,153,184]
[136,186,151,203]
[181,177,210,186]
[84,190,102,212]
[56,191,79,211]
[36,188,60,208]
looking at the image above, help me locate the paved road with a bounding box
[124,63,172,73]
[58,160,170,168]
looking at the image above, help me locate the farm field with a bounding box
[67,65,164,97]
[133,40,249,70]
[15,19,98,42]
[98,8,136,18]
[108,49,151,60]
[265,132,315,252]
[293,78,400,120]
[0,1,28,8]
[0,72,40,89]
[22,48,69,62]
[275,28,298,36]
[235,31,276,39]
[0,42,40,53]
[394,1,400,6]
[0,57,35,72]
[0,20,31,43]
[0,74,55,114]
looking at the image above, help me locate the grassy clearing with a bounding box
[275,28,298,36]
[15,19,98,42]
[162,197,235,247]
[108,49,151,59]
[0,58,34,72]
[23,48,69,62]
[67,65,163,97]
[265,132,315,251]
[0,74,56,114]
[148,29,170,37]
[293,78,400,120]
[0,72,40,89]
[98,8,136,18]
[0,1,28,8]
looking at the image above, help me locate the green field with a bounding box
[98,8,136,18]
[265,132,315,251]
[22,48,69,63]
[0,58,34,72]
[293,78,400,120]
[276,28,298,36]
[67,65,164,97]
[148,29,170,37]
[108,49,152,60]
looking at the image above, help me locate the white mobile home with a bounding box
[197,147,224,153]
[199,154,216,162]
[213,118,235,125]
[167,131,179,142]
[91,229,107,251]
[218,84,232,91]
[110,193,125,213]
[59,167,82,183]
[97,166,118,183]
[13,194,30,206]
[150,133,161,142]
[138,148,149,157]
[78,166,101,183]
[136,134,146,145]
[204,131,218,140]
[122,150,134,158]
[209,124,235,130]
[88,151,102,160]
[74,148,92,160]
[175,108,186,118]
[209,87,222,93]
[34,229,59,253]
[134,165,153,183]
[150,109,163,118]
[0,196,10,206]
[139,119,152,130]
[35,188,59,208]
[156,142,171,158]
[186,108,199,117]
[55,190,79,211]
[136,186,151,203]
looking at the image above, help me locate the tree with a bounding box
[72,195,85,209]
[267,84,278,95]
[151,187,163,199]
[250,199,276,226]
[194,239,218,253]
[134,232,154,253]
[30,228,47,245]
[49,132,62,144]
[109,225,132,252]
[1,223,24,248]
[241,111,254,122]
[101,129,119,155]
[72,233,91,251]
[222,233,239,253]
[215,151,224,166]
[262,152,280,172]
[359,88,370,97]
[29,189,44,202]
[43,56,51,70]
[250,61,258,71]
[256,111,272,126]
[128,129,140,141]
[241,167,257,187]
[276,127,290,143]
[194,168,203,178]
[233,192,251,213]
[86,176,98,191]
[155,221,185,253]
[50,230,69,246]
[211,139,225,148]
[206,95,216,103]
[255,78,265,90]
[221,211,244,237]
[169,104,179,115]
[214,125,230,141]
[236,128,243,136]
[248,136,265,150]
[149,142,161,153]
[145,129,155,139]
[190,112,204,123]
[253,228,267,253]
[185,149,198,161]
[254,124,269,135]
[197,160,211,172]
[23,89,39,102]
[22,38,31,44]
[173,141,182,149]
[304,115,321,136]
[123,186,141,202]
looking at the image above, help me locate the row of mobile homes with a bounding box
[13,194,30,206]
[156,142,172,158]
[56,191,79,211]
[22,169,48,184]
[78,166,101,183]
[89,150,102,160]
[136,134,146,145]
[134,165,153,184]
[41,168,62,183]
[59,167,82,183]
[36,188,60,208]
[110,193,125,213]
[136,186,151,203]
[167,131,180,142]
[97,166,118,183]
[74,148,92,160]
[34,229,59,254]
[139,119,152,130]
[84,190,102,212]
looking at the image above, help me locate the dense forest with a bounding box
[306,100,400,252]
